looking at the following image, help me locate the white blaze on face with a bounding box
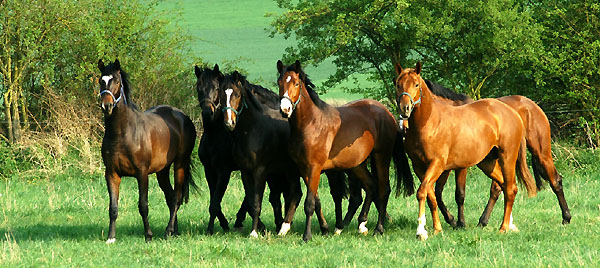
[280,91,293,117]
[286,75,291,83]
[225,88,234,125]
[101,75,113,87]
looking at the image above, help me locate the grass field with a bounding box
[160,0,363,102]
[1,142,599,267]
[2,1,600,267]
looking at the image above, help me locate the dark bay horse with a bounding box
[195,64,286,234]
[218,70,361,237]
[395,62,537,240]
[424,80,571,227]
[98,59,197,243]
[277,60,414,241]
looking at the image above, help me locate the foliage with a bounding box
[529,0,600,147]
[0,0,201,146]
[270,0,600,147]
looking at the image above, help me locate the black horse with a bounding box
[195,64,298,234]
[98,59,197,243]
[218,70,369,237]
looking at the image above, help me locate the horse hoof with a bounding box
[416,228,428,241]
[334,228,343,235]
[455,221,466,229]
[433,229,442,235]
[233,226,244,233]
[106,238,116,244]
[358,221,368,235]
[249,230,259,238]
[509,224,519,232]
[302,233,312,242]
[562,217,571,225]
[278,223,291,236]
[417,233,428,241]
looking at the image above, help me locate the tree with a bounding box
[270,0,543,104]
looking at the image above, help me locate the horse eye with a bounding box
[295,83,299,87]
[415,84,419,87]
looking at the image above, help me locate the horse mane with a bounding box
[279,63,328,110]
[223,72,265,113]
[424,80,472,103]
[103,61,138,110]
[246,83,280,110]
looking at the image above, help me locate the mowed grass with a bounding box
[161,0,363,102]
[1,146,599,267]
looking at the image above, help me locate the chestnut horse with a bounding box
[425,80,571,227]
[98,59,197,243]
[277,60,414,241]
[395,62,537,240]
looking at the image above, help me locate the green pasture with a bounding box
[160,0,363,102]
[1,144,599,267]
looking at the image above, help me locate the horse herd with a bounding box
[96,59,571,244]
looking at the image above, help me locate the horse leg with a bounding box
[325,171,345,234]
[207,168,232,234]
[350,162,375,235]
[538,154,571,224]
[454,168,468,228]
[279,174,302,236]
[136,171,153,242]
[267,178,284,232]
[434,170,456,227]
[342,172,363,227]
[157,166,177,237]
[302,168,323,242]
[203,166,218,234]
[314,193,330,235]
[249,168,268,238]
[105,171,121,244]
[372,154,392,235]
[415,162,444,241]
[477,181,502,227]
[167,162,188,237]
[477,157,519,232]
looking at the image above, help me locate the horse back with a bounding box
[324,99,397,170]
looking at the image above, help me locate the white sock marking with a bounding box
[334,228,343,235]
[249,230,259,238]
[358,221,368,234]
[278,223,291,236]
[106,238,116,244]
[416,215,428,240]
[509,213,519,232]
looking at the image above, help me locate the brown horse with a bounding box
[424,80,571,227]
[277,60,414,241]
[394,62,537,240]
[98,59,197,243]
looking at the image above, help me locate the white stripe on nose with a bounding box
[225,88,234,125]
[286,75,291,83]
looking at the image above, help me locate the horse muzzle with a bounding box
[101,102,114,115]
[280,98,293,118]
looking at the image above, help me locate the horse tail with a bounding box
[326,171,349,200]
[531,156,545,191]
[183,158,199,204]
[516,136,537,197]
[393,131,415,197]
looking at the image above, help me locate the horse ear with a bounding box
[232,70,240,80]
[213,64,219,72]
[277,60,284,73]
[415,62,422,75]
[114,59,121,70]
[394,62,402,75]
[294,60,301,71]
[194,65,202,77]
[98,59,105,71]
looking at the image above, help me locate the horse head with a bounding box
[219,71,248,131]
[394,62,423,121]
[194,64,223,122]
[97,59,128,116]
[276,60,305,118]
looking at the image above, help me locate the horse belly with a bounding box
[324,134,373,170]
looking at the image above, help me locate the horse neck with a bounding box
[288,85,327,132]
[407,79,437,131]
[103,103,135,137]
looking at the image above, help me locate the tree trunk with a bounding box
[11,92,20,142]
[4,91,13,143]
